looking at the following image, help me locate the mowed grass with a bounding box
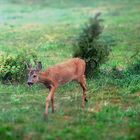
[0,0,140,140]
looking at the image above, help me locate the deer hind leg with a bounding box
[78,75,87,108]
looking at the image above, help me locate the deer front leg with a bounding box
[44,86,56,118]
[51,94,55,113]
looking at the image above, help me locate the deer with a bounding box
[27,58,87,118]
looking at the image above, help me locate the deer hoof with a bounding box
[43,113,48,120]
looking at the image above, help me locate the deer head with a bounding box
[27,62,42,87]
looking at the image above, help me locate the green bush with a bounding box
[0,49,37,83]
[73,13,111,76]
[127,51,140,75]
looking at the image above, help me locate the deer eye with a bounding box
[33,75,37,78]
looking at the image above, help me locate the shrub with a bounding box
[0,49,37,83]
[127,51,140,75]
[73,13,111,76]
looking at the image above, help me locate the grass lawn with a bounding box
[0,0,140,139]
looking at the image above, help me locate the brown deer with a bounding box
[27,58,87,118]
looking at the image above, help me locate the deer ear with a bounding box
[25,62,32,70]
[36,61,42,71]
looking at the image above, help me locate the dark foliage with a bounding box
[73,13,111,76]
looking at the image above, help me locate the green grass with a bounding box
[0,0,140,140]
